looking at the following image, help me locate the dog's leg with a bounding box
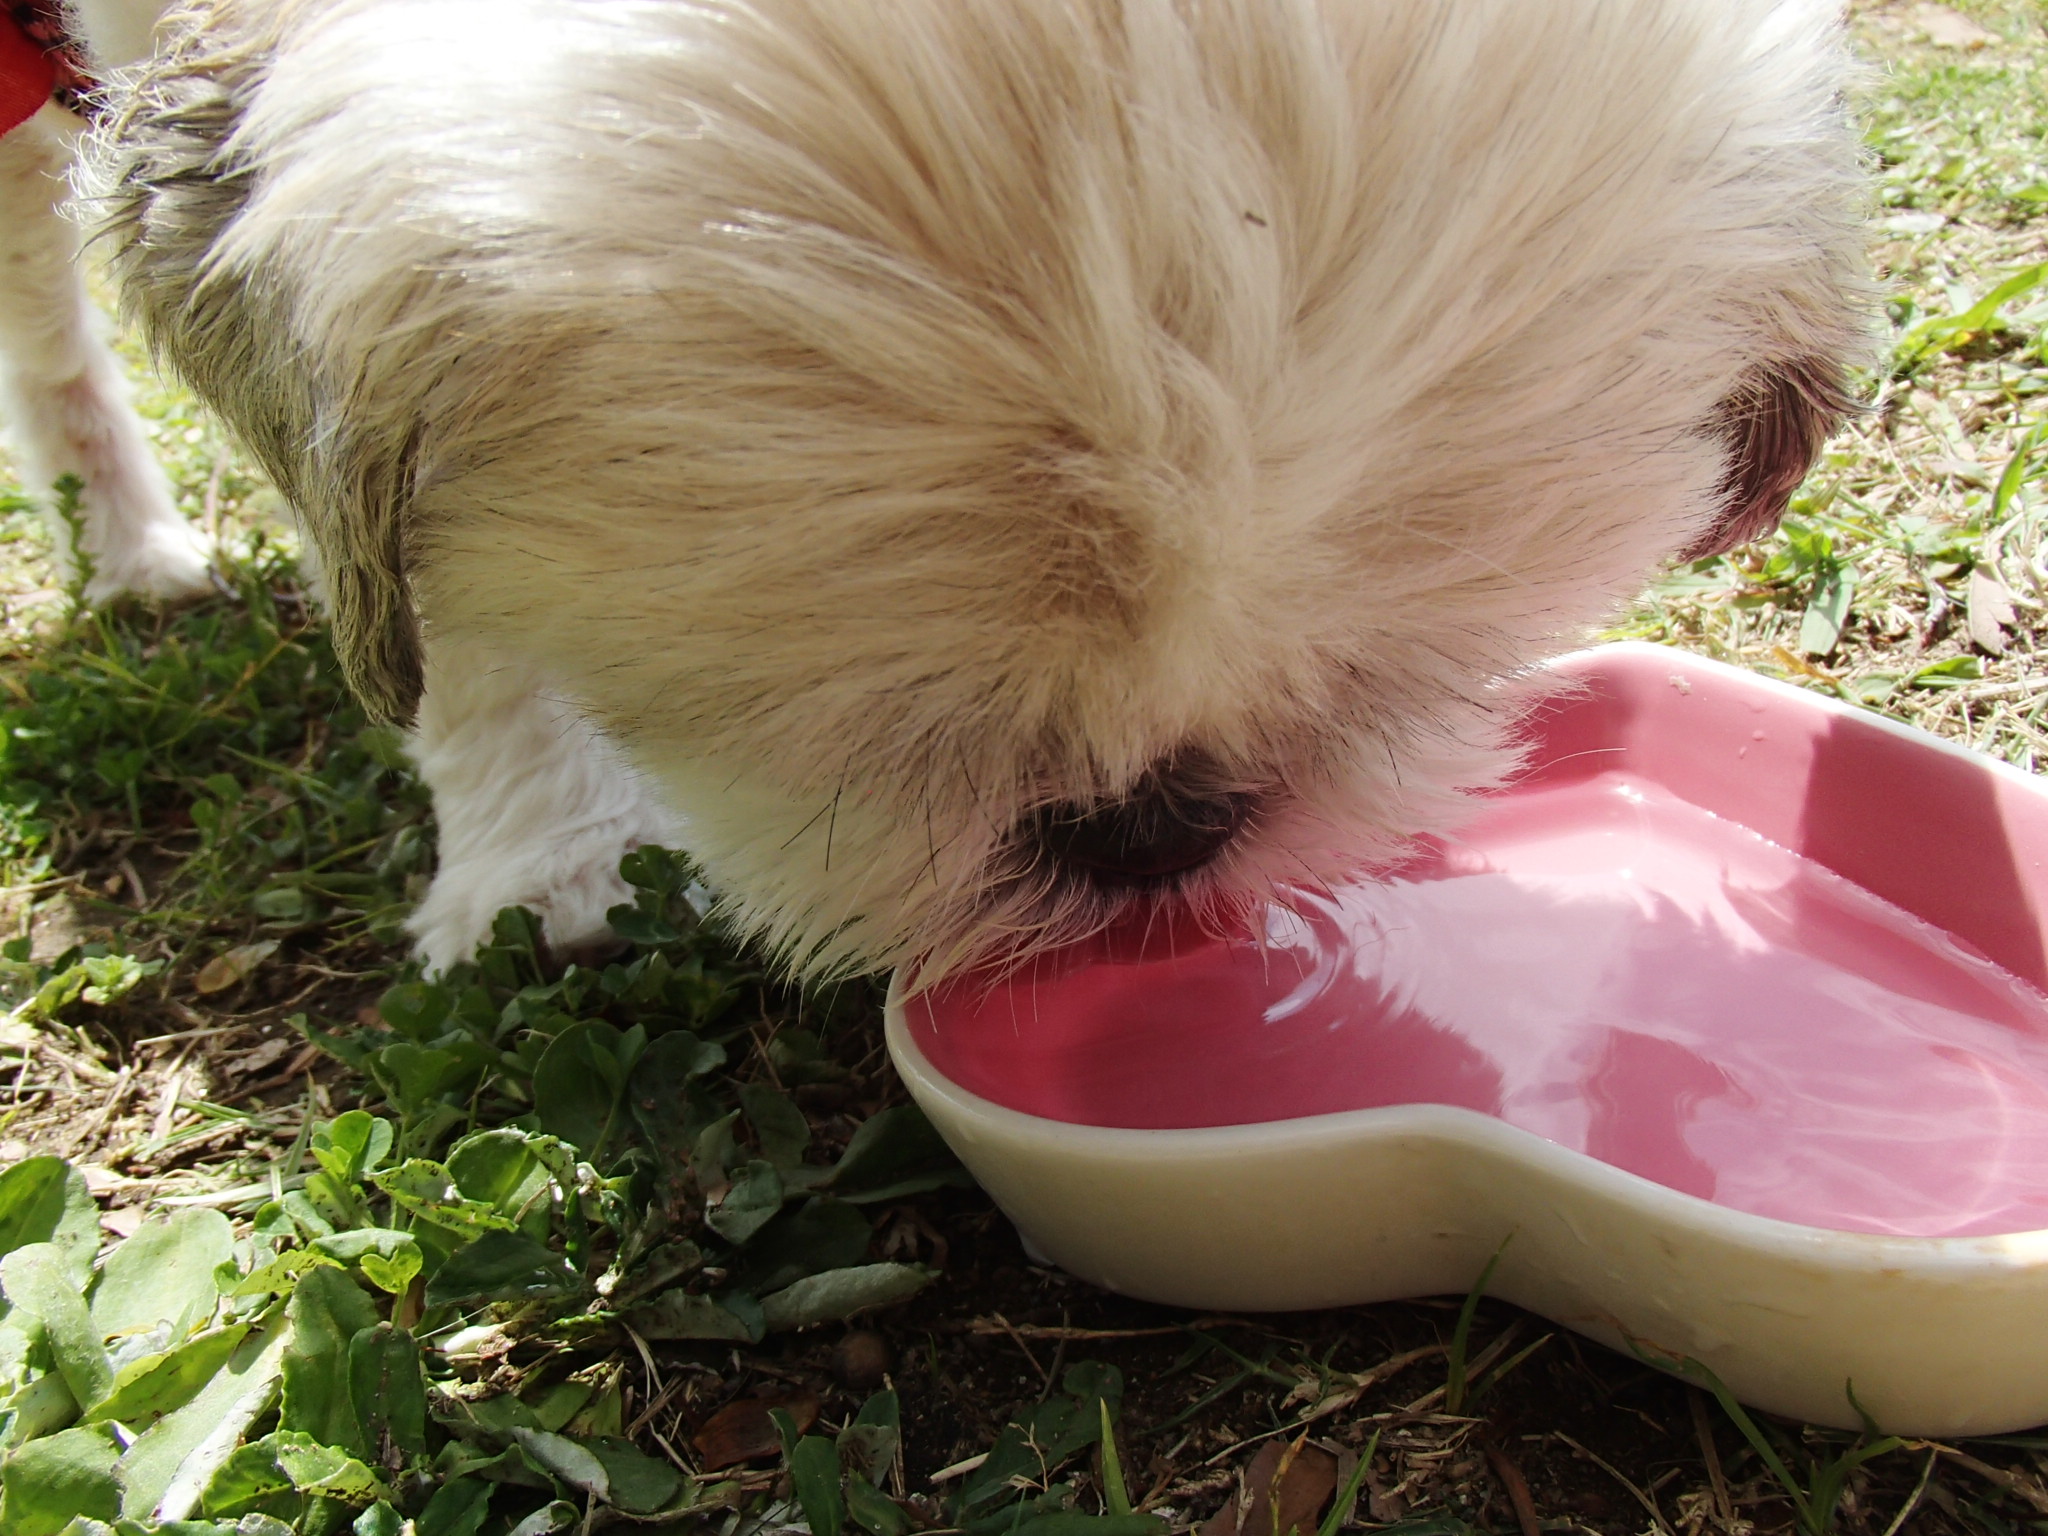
[406,634,683,971]
[0,111,213,603]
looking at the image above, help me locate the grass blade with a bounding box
[1445,1235,1511,1415]
[1099,1398,1132,1517]
[1316,1429,1379,1536]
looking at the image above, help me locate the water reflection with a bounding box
[914,774,2048,1236]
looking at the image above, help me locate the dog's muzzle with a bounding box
[1032,757,1257,885]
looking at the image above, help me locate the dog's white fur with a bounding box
[75,0,1870,980]
[0,49,211,602]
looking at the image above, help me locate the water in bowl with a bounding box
[909,771,2048,1237]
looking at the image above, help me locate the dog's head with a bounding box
[95,0,1868,980]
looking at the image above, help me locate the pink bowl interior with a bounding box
[906,648,2048,1237]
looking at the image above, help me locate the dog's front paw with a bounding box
[80,516,217,605]
[406,817,661,974]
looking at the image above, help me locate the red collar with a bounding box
[2,3,95,137]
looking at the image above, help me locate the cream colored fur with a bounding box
[80,0,1871,981]
[0,84,210,602]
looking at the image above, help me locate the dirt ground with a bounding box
[8,3,2048,1534]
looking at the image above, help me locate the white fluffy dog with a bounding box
[70,0,1868,982]
[0,1,212,601]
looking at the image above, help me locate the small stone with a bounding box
[832,1329,893,1392]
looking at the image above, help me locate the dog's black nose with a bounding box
[1033,759,1256,885]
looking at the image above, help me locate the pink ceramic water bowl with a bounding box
[884,642,2048,1435]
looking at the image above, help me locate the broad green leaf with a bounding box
[231,1249,342,1300]
[691,1112,740,1195]
[347,1325,427,1459]
[1037,1364,1122,1463]
[953,1370,1123,1521]
[265,1432,389,1505]
[1012,1516,1165,1536]
[564,1381,623,1442]
[278,1192,335,1241]
[85,1323,250,1428]
[953,1425,1045,1516]
[618,844,693,898]
[0,1159,97,1286]
[738,1084,809,1168]
[1,1244,112,1409]
[354,1502,404,1536]
[759,1264,932,1333]
[91,1210,233,1344]
[705,1162,783,1245]
[441,1392,539,1440]
[425,1232,581,1309]
[532,1023,632,1156]
[378,983,453,1042]
[607,1239,703,1308]
[508,1429,608,1499]
[626,1033,727,1170]
[368,1162,515,1237]
[824,1107,968,1203]
[720,1291,767,1343]
[1061,1362,1122,1409]
[279,1267,378,1459]
[446,1132,555,1235]
[357,1248,420,1297]
[414,1477,493,1536]
[505,1501,578,1536]
[249,886,308,921]
[2,1369,80,1449]
[309,1228,423,1273]
[790,1436,845,1536]
[846,1472,908,1536]
[583,1438,683,1515]
[202,1431,388,1517]
[766,1028,846,1087]
[624,1289,759,1343]
[0,1424,121,1536]
[312,1114,393,1185]
[195,1439,298,1522]
[604,904,680,947]
[732,1199,871,1296]
[1798,565,1855,658]
[526,1382,594,1435]
[369,1044,474,1113]
[837,1391,899,1483]
[116,1309,291,1522]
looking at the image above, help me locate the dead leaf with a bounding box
[101,1207,146,1240]
[228,1036,296,1080]
[1912,3,1996,48]
[78,1165,133,1195]
[1929,455,1988,486]
[692,1389,820,1470]
[1970,566,2017,655]
[1200,1437,1339,1536]
[29,896,91,963]
[193,940,279,996]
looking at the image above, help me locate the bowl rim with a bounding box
[885,640,2048,1273]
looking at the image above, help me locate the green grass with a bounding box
[1612,1,2048,775]
[6,4,2048,1534]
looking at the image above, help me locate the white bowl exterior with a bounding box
[890,995,2048,1434]
[884,644,2048,1436]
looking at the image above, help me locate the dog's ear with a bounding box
[1681,355,1857,561]
[87,9,425,724]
